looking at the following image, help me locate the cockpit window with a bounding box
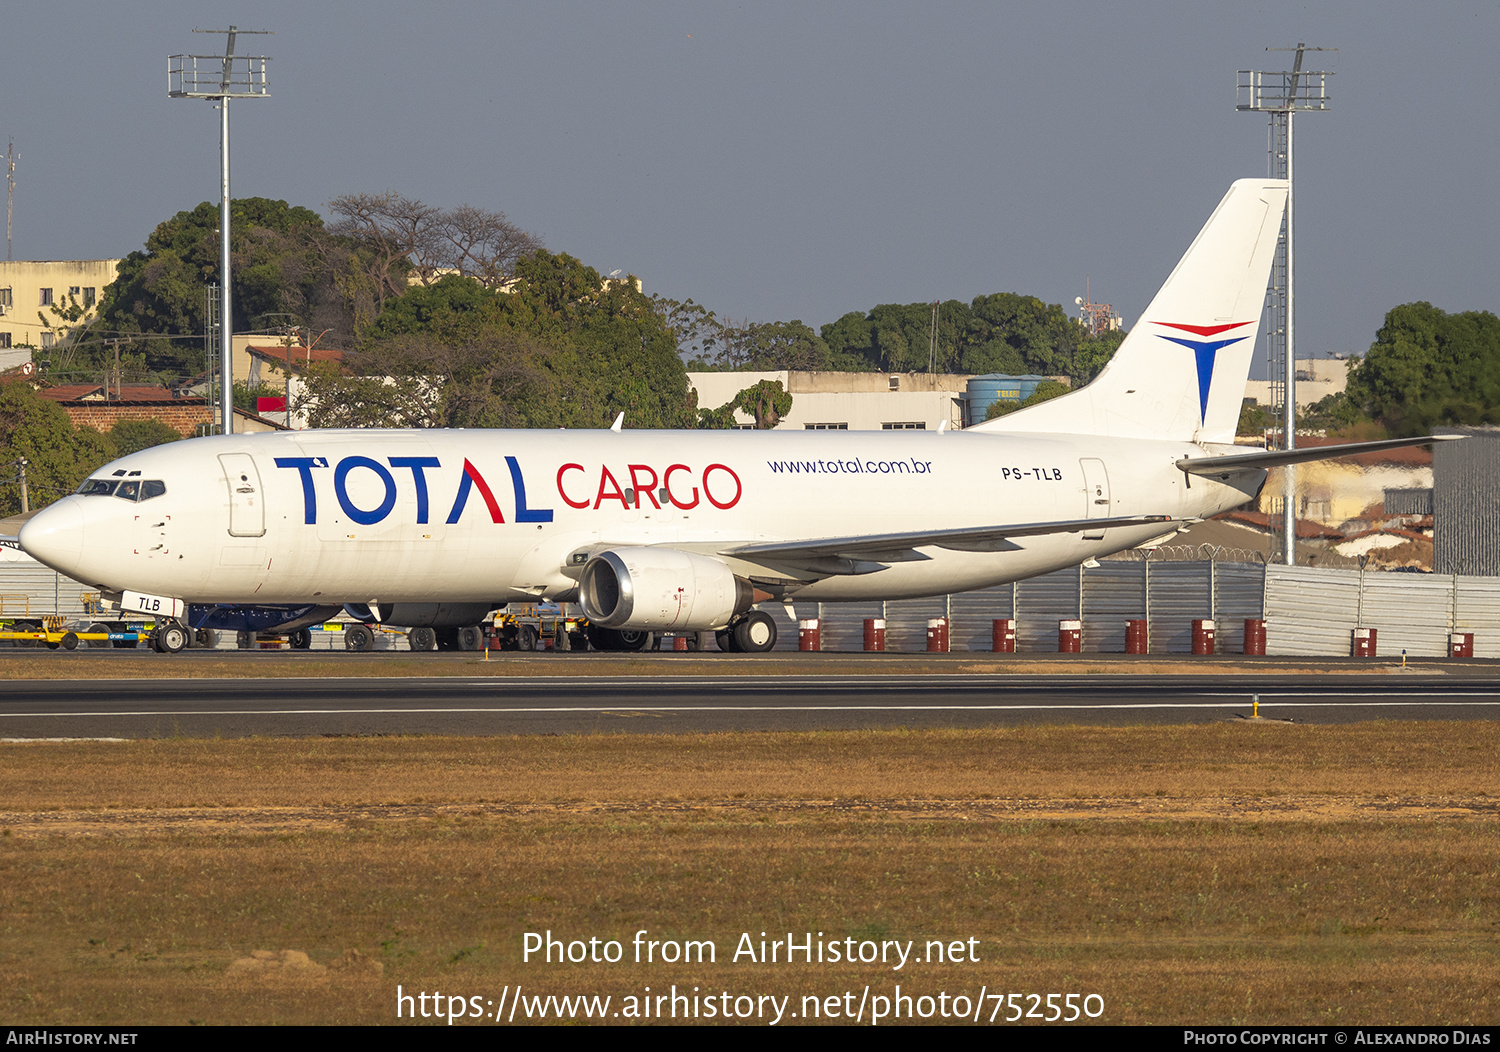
[77,478,166,501]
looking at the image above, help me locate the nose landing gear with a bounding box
[150,621,190,654]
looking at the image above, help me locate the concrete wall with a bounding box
[688,371,967,430]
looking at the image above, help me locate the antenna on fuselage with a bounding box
[609,412,624,432]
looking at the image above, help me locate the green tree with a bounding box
[96,198,326,374]
[306,254,692,430]
[1347,303,1500,434]
[1237,399,1272,436]
[502,252,692,428]
[0,381,115,514]
[106,419,181,458]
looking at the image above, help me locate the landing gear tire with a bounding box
[237,630,254,650]
[194,629,218,650]
[456,625,485,652]
[715,627,738,653]
[617,629,654,651]
[345,624,376,652]
[586,626,655,652]
[517,624,539,651]
[288,628,312,650]
[731,611,777,654]
[154,622,189,654]
[408,626,437,652]
[686,631,704,652]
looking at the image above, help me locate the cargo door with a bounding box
[1079,457,1110,540]
[219,453,266,538]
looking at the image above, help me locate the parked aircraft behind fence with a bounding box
[17,178,1447,653]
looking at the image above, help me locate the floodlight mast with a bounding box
[168,26,271,435]
[1237,43,1333,566]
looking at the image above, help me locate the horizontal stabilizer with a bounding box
[1176,434,1463,476]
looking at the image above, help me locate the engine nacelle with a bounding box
[579,548,754,630]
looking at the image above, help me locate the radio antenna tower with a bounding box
[6,139,15,261]
[169,26,272,434]
[1237,43,1333,565]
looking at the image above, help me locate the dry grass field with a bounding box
[0,649,1429,679]
[2,723,1498,1026]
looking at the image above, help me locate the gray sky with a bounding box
[6,1,1497,372]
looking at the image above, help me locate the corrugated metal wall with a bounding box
[1435,427,1500,576]
[0,546,97,622]
[774,561,1500,657]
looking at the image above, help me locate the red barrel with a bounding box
[798,618,821,652]
[1191,618,1216,656]
[863,618,886,652]
[992,618,1016,653]
[1243,618,1267,656]
[1449,632,1474,658]
[1125,619,1148,655]
[926,617,949,653]
[1058,619,1081,653]
[672,634,689,651]
[1352,627,1377,658]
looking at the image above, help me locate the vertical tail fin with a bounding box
[973,179,1288,442]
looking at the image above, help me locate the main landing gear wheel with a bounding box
[587,626,655,652]
[516,624,539,651]
[407,626,437,652]
[153,622,189,654]
[715,627,738,653]
[287,628,312,650]
[731,611,777,654]
[456,625,485,652]
[344,624,376,652]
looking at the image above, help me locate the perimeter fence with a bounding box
[5,541,1498,658]
[771,546,1500,658]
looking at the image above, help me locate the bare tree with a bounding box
[435,203,544,288]
[326,192,543,305]
[326,192,444,302]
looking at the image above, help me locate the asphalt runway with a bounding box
[2,672,1499,737]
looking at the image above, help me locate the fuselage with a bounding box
[20,427,1261,609]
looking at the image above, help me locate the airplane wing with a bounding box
[721,514,1177,575]
[1176,434,1462,476]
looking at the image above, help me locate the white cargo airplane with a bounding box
[17,179,1447,653]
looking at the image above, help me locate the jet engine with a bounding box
[579,547,754,630]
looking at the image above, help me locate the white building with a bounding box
[688,370,970,431]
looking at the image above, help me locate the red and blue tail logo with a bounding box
[1153,321,1255,422]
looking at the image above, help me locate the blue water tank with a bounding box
[963,374,1049,426]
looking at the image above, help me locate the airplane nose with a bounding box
[19,500,86,575]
